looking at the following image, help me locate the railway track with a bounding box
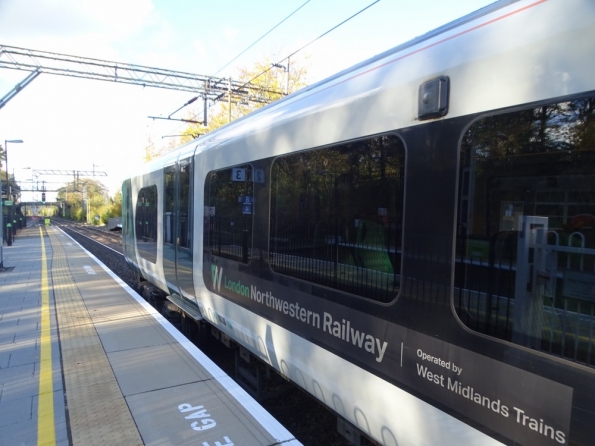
[51,217,123,253]
[46,217,355,446]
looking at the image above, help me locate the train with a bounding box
[121,1,595,444]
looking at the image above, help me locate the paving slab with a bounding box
[95,314,176,353]
[127,381,274,446]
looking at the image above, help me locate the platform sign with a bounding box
[3,200,13,206]
[240,195,252,214]
[231,168,246,182]
[254,168,265,183]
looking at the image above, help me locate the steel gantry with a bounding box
[25,169,108,192]
[0,44,286,110]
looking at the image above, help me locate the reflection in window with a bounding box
[456,98,595,367]
[270,135,405,302]
[125,182,131,237]
[163,161,192,249]
[164,166,175,245]
[179,160,192,249]
[136,185,158,263]
[204,165,253,264]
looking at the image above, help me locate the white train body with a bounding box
[123,1,595,444]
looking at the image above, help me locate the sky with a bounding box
[0,0,497,202]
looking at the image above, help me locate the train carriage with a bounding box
[122,1,595,444]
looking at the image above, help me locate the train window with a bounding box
[270,134,405,303]
[456,97,595,367]
[136,185,158,263]
[204,165,253,264]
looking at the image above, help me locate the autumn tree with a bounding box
[0,144,6,182]
[141,54,309,162]
[55,178,118,224]
[142,135,178,163]
[180,53,309,144]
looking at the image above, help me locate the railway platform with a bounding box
[0,224,301,446]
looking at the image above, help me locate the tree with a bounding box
[180,53,309,144]
[112,189,122,207]
[142,136,179,163]
[142,136,161,163]
[56,178,116,224]
[105,189,122,221]
[141,54,309,162]
[0,144,6,183]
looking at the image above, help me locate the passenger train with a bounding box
[122,1,595,444]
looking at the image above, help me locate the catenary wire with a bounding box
[165,0,381,138]
[152,1,312,142]
[212,0,381,103]
[212,0,312,77]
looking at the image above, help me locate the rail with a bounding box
[50,217,123,254]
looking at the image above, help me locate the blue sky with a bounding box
[0,0,496,199]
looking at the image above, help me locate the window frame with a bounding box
[268,132,407,304]
[453,94,595,368]
[203,164,255,265]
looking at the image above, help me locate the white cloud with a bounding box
[83,0,154,35]
[222,27,240,44]
[192,39,208,60]
[0,0,154,58]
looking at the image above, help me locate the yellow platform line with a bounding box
[38,227,56,446]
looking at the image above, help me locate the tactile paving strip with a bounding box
[47,228,143,445]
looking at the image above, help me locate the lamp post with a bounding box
[1,139,23,262]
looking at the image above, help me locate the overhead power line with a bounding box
[153,0,381,134]
[288,0,381,60]
[213,0,311,76]
[162,1,312,128]
[148,116,203,124]
[211,0,381,104]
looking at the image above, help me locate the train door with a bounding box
[162,159,195,300]
[121,179,137,269]
[176,157,195,299]
[163,164,177,294]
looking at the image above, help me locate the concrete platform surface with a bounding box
[0,224,301,446]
